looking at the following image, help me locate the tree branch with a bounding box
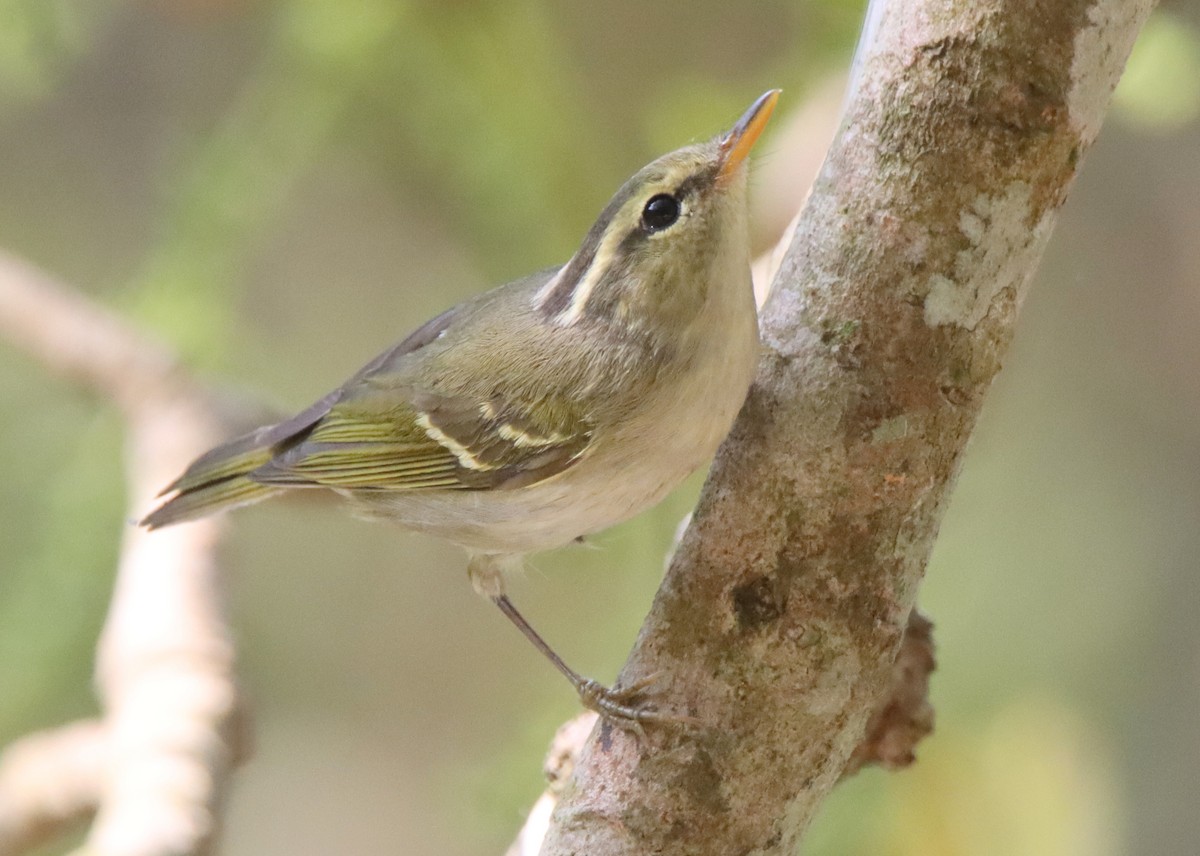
[0,253,249,856]
[0,253,181,410]
[536,1,1154,853]
[510,609,935,852]
[841,609,935,777]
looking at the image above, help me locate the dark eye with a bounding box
[641,193,681,232]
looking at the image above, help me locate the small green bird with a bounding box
[144,90,780,723]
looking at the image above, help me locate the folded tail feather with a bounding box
[140,443,279,529]
[140,389,344,530]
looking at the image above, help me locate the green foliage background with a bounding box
[1,1,1198,853]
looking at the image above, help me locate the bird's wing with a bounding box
[246,268,594,493]
[249,388,593,492]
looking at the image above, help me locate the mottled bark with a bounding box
[537,0,1153,853]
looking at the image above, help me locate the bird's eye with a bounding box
[641,193,681,232]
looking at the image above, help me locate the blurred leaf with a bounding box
[0,407,122,737]
[123,0,411,363]
[0,0,113,109]
[1112,10,1200,131]
[809,698,1123,856]
[642,79,761,154]
[889,699,1123,856]
[354,0,606,272]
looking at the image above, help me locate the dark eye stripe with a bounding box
[673,165,718,202]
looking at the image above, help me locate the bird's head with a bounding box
[534,90,780,337]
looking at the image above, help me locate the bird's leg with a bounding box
[492,594,671,724]
[467,554,676,727]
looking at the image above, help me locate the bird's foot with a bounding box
[573,672,700,733]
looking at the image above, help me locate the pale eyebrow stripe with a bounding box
[555,227,624,327]
[534,161,712,323]
[534,175,646,316]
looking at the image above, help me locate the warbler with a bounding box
[143,90,780,723]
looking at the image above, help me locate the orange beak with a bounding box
[717,89,781,183]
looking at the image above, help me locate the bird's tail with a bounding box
[141,386,342,529]
[140,433,280,530]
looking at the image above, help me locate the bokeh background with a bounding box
[2,1,1199,854]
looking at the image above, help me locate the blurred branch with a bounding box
[536,1,1155,854]
[0,253,181,410]
[749,73,845,260]
[0,253,249,856]
[750,73,846,306]
[0,722,106,855]
[506,712,598,856]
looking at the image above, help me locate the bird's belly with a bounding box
[349,465,672,555]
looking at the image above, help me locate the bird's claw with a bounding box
[573,673,700,734]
